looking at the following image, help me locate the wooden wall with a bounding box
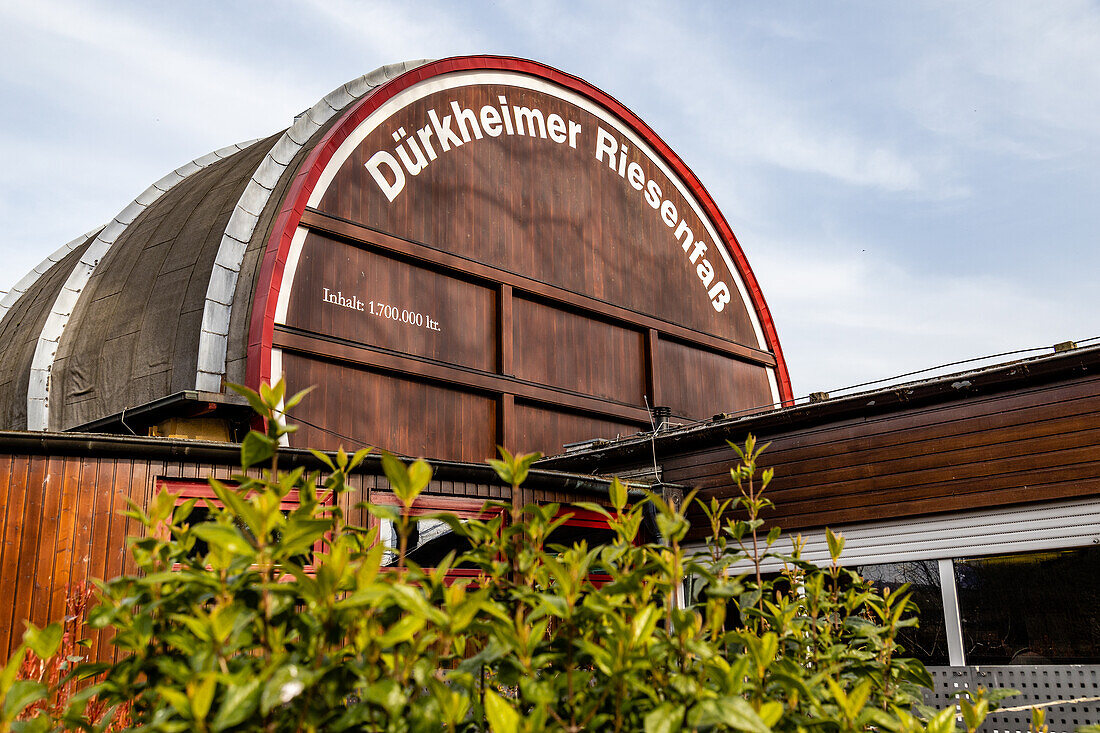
[665,372,1100,540]
[269,74,780,461]
[0,436,599,660]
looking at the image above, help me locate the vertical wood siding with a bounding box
[0,442,606,659]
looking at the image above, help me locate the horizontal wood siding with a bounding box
[668,375,1100,539]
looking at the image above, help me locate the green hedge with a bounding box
[1,381,1007,732]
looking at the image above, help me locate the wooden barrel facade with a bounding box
[252,57,790,459]
[0,56,792,461]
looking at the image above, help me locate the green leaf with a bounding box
[283,385,315,411]
[688,697,770,733]
[382,453,410,500]
[188,674,217,723]
[826,527,845,561]
[210,678,262,732]
[210,480,262,539]
[407,459,432,495]
[609,477,627,511]
[484,689,519,733]
[925,705,958,733]
[22,622,62,660]
[155,685,192,717]
[241,430,276,469]
[261,665,310,715]
[363,679,407,715]
[227,382,268,416]
[377,614,427,646]
[488,447,541,486]
[11,714,51,733]
[192,523,255,558]
[960,697,989,732]
[277,518,330,557]
[0,647,27,697]
[632,605,660,644]
[382,453,432,506]
[644,703,685,733]
[3,680,47,722]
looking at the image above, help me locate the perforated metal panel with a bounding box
[926,666,1100,733]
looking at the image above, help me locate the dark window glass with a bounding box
[546,523,617,551]
[377,514,617,570]
[855,561,949,665]
[955,547,1100,664]
[185,505,314,567]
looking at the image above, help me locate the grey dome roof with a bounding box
[0,61,430,431]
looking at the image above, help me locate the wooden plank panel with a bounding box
[0,455,10,574]
[30,456,64,630]
[769,476,1100,533]
[66,457,99,608]
[0,455,26,654]
[283,353,497,461]
[274,327,651,424]
[300,209,778,368]
[513,402,641,458]
[121,459,150,577]
[773,411,1100,483]
[12,455,47,647]
[672,376,1100,534]
[284,232,498,372]
[760,457,1100,521]
[310,81,764,347]
[513,296,645,405]
[667,376,1100,475]
[665,380,1100,482]
[48,457,83,625]
[676,418,1100,495]
[85,458,116,661]
[499,284,513,376]
[657,339,774,420]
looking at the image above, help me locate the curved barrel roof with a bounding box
[0,62,429,431]
[0,57,791,459]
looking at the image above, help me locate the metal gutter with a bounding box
[69,390,253,434]
[541,343,1100,473]
[0,428,642,498]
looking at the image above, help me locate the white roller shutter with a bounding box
[694,497,1100,573]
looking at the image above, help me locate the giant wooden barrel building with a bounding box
[0,56,792,460]
[4,56,1100,728]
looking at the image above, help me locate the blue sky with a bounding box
[2,0,1098,396]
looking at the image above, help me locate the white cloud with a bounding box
[0,0,314,145]
[749,233,1086,395]
[900,0,1100,157]
[296,0,487,62]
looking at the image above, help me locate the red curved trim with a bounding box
[247,55,793,404]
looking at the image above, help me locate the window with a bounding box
[157,479,329,571]
[370,496,623,582]
[855,561,949,665]
[955,546,1100,664]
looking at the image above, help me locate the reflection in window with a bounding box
[379,517,478,568]
[855,561,949,665]
[377,507,620,571]
[955,547,1100,664]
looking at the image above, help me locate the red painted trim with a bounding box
[247,55,793,404]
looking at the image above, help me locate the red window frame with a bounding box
[368,494,504,582]
[156,478,331,573]
[368,495,628,584]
